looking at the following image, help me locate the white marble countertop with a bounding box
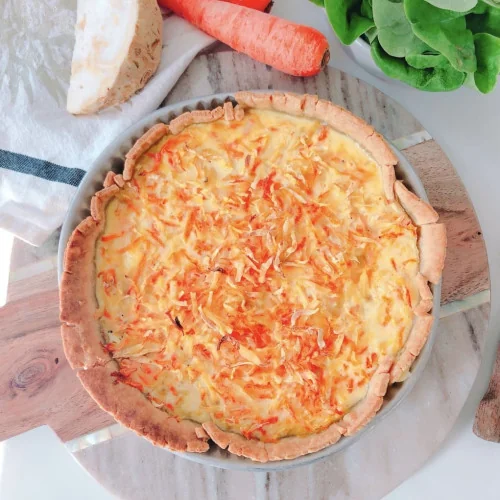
[2,0,500,498]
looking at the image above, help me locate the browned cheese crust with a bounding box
[60,92,446,462]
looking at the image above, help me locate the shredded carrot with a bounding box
[103,343,115,353]
[97,269,117,296]
[250,158,261,175]
[158,0,329,77]
[317,126,328,141]
[101,231,125,242]
[397,327,405,348]
[126,282,139,296]
[148,268,164,285]
[97,269,116,283]
[257,170,276,200]
[117,236,144,254]
[123,198,140,214]
[146,152,162,162]
[193,344,212,360]
[223,142,245,159]
[133,254,147,282]
[158,217,179,227]
[405,286,412,307]
[147,226,164,246]
[403,258,417,265]
[183,209,197,241]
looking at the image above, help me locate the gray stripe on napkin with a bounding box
[0,149,85,187]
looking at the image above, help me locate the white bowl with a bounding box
[58,92,440,471]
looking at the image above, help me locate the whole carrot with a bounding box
[159,0,330,77]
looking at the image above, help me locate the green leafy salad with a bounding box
[311,0,500,92]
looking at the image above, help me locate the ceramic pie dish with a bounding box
[58,91,445,470]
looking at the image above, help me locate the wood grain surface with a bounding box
[474,346,500,441]
[0,138,488,444]
[403,140,489,303]
[0,270,115,442]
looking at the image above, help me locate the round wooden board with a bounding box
[1,52,490,499]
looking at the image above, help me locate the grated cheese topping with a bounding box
[95,109,419,442]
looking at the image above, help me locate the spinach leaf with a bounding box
[309,0,326,6]
[361,0,374,19]
[474,33,500,93]
[371,38,467,90]
[406,52,450,68]
[468,5,500,37]
[481,0,500,8]
[325,0,375,44]
[364,26,379,43]
[404,0,477,73]
[373,0,428,57]
[468,1,489,13]
[423,0,477,12]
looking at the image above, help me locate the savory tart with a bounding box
[60,91,446,462]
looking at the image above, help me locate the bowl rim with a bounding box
[58,91,441,471]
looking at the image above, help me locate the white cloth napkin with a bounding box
[0,1,213,246]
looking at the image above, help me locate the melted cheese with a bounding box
[95,109,419,442]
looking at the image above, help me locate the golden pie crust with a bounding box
[60,91,446,462]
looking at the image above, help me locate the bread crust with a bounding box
[202,420,343,462]
[414,273,433,315]
[395,181,439,225]
[60,93,445,462]
[390,315,434,383]
[78,363,209,452]
[123,123,169,180]
[336,356,393,436]
[60,206,115,369]
[223,101,235,121]
[419,223,447,284]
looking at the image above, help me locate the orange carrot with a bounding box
[222,0,272,10]
[159,0,272,12]
[159,0,329,77]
